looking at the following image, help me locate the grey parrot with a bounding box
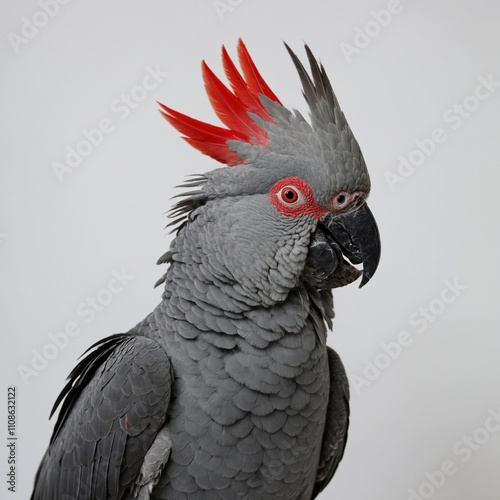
[31,40,381,499]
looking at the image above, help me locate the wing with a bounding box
[31,333,173,500]
[312,346,350,498]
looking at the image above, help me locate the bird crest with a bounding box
[159,39,369,195]
[159,39,280,166]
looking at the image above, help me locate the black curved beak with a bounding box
[323,203,381,287]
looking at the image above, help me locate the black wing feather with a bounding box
[312,346,350,498]
[31,333,172,500]
[49,334,130,437]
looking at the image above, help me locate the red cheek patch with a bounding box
[269,177,326,220]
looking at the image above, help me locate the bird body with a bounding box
[31,39,380,499]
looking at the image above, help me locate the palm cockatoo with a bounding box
[31,39,380,499]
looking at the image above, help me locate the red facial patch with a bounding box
[269,177,326,219]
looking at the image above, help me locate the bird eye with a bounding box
[280,186,300,204]
[336,194,346,205]
[270,177,325,219]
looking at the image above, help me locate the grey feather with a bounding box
[312,347,350,498]
[130,429,172,499]
[31,41,377,500]
[31,335,173,500]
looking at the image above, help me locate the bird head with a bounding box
[159,40,380,304]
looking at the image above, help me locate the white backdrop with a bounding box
[2,1,500,499]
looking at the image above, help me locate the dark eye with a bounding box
[280,187,300,204]
[336,194,346,205]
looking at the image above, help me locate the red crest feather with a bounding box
[159,39,281,166]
